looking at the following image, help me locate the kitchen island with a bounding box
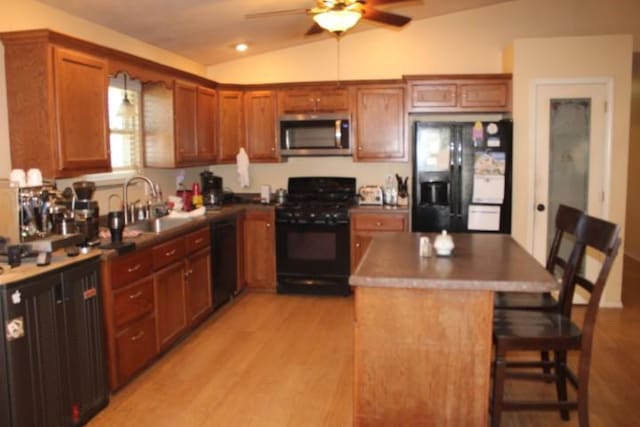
[349,232,556,426]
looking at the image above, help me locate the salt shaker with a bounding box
[434,230,454,256]
[419,236,432,257]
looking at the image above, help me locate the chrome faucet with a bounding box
[122,175,158,224]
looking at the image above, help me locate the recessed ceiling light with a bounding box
[235,43,248,52]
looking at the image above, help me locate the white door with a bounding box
[532,81,610,271]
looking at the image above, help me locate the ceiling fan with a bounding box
[246,0,413,36]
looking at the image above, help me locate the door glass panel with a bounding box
[547,98,590,260]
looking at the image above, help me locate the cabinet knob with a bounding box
[266,222,271,228]
[376,221,382,227]
[355,243,360,248]
[358,145,362,151]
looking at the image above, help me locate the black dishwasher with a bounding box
[210,219,238,310]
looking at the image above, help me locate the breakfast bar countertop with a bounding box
[349,232,557,292]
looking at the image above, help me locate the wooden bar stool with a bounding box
[490,212,621,427]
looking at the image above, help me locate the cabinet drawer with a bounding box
[153,238,186,270]
[185,227,209,254]
[115,315,156,385]
[113,277,154,329]
[352,214,407,231]
[109,249,153,290]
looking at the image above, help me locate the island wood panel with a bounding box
[354,286,493,427]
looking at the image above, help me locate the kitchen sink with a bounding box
[126,216,194,234]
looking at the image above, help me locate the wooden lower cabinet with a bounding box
[115,315,157,386]
[186,247,212,326]
[244,208,276,289]
[350,211,409,272]
[154,261,188,351]
[102,225,212,390]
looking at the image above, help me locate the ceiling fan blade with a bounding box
[245,8,307,19]
[305,23,325,36]
[362,8,411,26]
[363,0,411,5]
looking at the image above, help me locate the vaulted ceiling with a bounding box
[37,0,515,65]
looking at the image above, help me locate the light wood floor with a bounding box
[90,257,640,427]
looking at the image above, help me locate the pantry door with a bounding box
[531,80,611,278]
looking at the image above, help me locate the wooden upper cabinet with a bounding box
[244,90,278,161]
[143,81,217,168]
[173,80,198,164]
[278,86,350,114]
[196,87,218,163]
[218,90,245,163]
[406,75,512,112]
[354,85,406,162]
[2,35,110,178]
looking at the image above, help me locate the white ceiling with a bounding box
[37,0,515,65]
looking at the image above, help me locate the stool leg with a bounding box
[577,356,591,427]
[541,350,552,377]
[554,350,570,421]
[491,351,507,427]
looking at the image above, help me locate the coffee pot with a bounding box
[200,171,223,208]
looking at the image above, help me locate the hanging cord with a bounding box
[335,34,341,85]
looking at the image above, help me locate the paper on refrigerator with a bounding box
[468,205,501,231]
[472,152,505,204]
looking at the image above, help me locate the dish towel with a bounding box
[237,147,250,188]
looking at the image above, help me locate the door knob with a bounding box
[536,204,545,212]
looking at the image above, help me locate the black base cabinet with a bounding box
[0,257,109,426]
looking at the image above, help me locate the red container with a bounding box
[177,189,193,211]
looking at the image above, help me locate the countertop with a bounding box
[0,250,102,286]
[349,204,410,214]
[349,232,557,292]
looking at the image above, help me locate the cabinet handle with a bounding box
[130,331,145,341]
[355,243,360,248]
[129,291,143,300]
[194,238,204,244]
[165,249,177,257]
[376,221,382,227]
[266,223,271,228]
[358,145,362,151]
[127,264,141,273]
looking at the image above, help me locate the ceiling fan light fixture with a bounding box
[313,10,361,34]
[235,42,249,52]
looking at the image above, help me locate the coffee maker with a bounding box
[200,171,223,209]
[69,181,100,246]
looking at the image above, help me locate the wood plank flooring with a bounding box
[90,256,640,427]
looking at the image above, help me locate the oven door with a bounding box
[276,221,351,295]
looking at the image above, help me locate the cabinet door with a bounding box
[278,89,317,113]
[53,47,110,175]
[355,86,406,161]
[60,259,108,425]
[245,90,278,161]
[459,81,510,110]
[2,272,66,427]
[115,315,156,386]
[154,262,188,351]
[218,90,244,162]
[409,82,457,110]
[174,80,198,165]
[244,209,276,289]
[197,87,218,162]
[187,247,212,327]
[316,88,350,112]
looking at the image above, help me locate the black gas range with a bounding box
[275,177,356,296]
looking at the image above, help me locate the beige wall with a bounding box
[626,53,640,261]
[509,35,633,306]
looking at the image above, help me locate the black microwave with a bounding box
[279,114,351,157]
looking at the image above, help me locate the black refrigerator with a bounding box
[412,119,512,234]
